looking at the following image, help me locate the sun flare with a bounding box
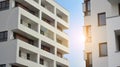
[81,33,86,43]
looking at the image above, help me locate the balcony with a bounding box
[56,62,68,67]
[15,1,39,17]
[41,0,54,13]
[41,41,55,54]
[42,13,55,27]
[40,56,54,67]
[19,47,38,63]
[57,22,69,39]
[20,15,38,32]
[11,63,28,67]
[40,26,54,40]
[56,34,68,47]
[0,0,9,11]
[57,22,68,32]
[56,9,68,23]
[13,32,39,47]
[57,49,64,58]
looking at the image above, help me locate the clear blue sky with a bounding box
[55,0,85,67]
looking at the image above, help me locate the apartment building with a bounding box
[0,0,69,67]
[83,0,120,67]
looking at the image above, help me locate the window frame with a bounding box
[98,12,106,26]
[86,52,92,67]
[0,31,8,42]
[115,31,120,52]
[83,0,91,16]
[99,42,108,57]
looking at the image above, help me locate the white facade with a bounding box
[0,0,69,67]
[83,0,120,67]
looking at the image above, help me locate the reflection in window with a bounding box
[98,12,106,26]
[99,42,108,57]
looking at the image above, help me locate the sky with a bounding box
[55,0,85,67]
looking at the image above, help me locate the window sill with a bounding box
[99,55,108,57]
[98,24,106,27]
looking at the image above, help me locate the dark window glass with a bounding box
[0,64,6,67]
[57,65,62,67]
[19,50,21,57]
[0,31,7,42]
[40,30,44,35]
[115,34,120,51]
[99,42,108,57]
[27,53,30,60]
[119,4,120,15]
[0,1,9,10]
[40,58,44,65]
[28,23,31,28]
[98,12,106,26]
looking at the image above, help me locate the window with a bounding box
[119,4,120,15]
[28,23,31,28]
[19,50,21,57]
[86,53,92,67]
[40,58,44,65]
[116,35,120,51]
[98,12,106,26]
[115,30,120,51]
[83,0,91,16]
[40,30,44,35]
[0,31,7,42]
[0,64,6,67]
[12,65,19,67]
[27,53,30,60]
[0,1,9,11]
[99,42,108,57]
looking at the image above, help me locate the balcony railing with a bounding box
[15,1,39,17]
[13,33,38,47]
[20,15,38,32]
[0,0,9,11]
[41,0,54,13]
[19,47,37,63]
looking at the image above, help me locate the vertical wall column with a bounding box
[37,54,40,64]
[8,31,14,41]
[54,47,57,56]
[6,64,11,67]
[9,0,15,9]
[53,61,56,67]
[54,7,57,42]
[39,0,41,5]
